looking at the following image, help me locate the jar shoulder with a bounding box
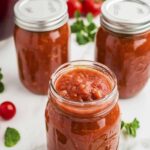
[14,23,70,43]
[96,26,150,44]
[96,27,150,54]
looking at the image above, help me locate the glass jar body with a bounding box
[0,0,17,41]
[96,26,150,99]
[45,93,120,150]
[14,23,70,95]
[45,60,121,150]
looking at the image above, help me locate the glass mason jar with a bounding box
[96,0,150,99]
[14,0,70,95]
[45,61,121,150]
[0,0,17,42]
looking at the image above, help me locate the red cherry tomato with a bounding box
[0,101,16,120]
[67,0,83,18]
[83,0,102,17]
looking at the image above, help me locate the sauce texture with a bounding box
[56,68,112,102]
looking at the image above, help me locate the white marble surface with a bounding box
[0,25,150,150]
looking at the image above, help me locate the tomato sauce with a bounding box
[96,27,150,98]
[45,62,120,150]
[14,23,69,94]
[56,68,112,101]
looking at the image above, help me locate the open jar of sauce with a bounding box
[14,0,70,95]
[0,0,17,42]
[45,61,120,150]
[96,0,150,99]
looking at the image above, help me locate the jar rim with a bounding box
[50,60,118,107]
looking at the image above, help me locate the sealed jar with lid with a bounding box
[45,61,120,150]
[96,0,150,99]
[14,0,70,95]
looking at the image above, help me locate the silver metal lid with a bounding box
[14,0,68,32]
[101,0,150,34]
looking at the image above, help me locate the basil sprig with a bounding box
[71,11,97,45]
[121,118,140,137]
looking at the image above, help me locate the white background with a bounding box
[0,19,150,150]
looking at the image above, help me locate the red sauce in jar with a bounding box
[14,23,69,94]
[96,27,150,98]
[56,68,112,101]
[45,62,120,150]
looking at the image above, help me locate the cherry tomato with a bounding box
[0,101,16,120]
[67,0,83,18]
[83,0,102,17]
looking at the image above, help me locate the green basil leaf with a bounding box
[75,11,81,19]
[0,73,3,80]
[0,82,4,93]
[132,118,140,128]
[88,32,96,41]
[76,32,89,45]
[87,13,93,23]
[71,20,85,33]
[4,127,21,147]
[87,23,97,32]
[121,121,125,129]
